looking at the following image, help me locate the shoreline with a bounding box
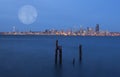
[0,31,120,36]
[0,34,120,37]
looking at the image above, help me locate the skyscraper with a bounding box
[95,24,99,33]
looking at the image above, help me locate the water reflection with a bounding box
[54,64,63,77]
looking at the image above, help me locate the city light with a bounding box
[0,24,120,36]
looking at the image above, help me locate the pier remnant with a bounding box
[72,58,75,65]
[55,40,62,64]
[79,45,82,62]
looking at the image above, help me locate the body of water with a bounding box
[0,35,120,77]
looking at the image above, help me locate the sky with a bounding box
[0,0,120,32]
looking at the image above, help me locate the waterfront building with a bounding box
[95,24,100,33]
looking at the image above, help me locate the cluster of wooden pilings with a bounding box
[55,40,82,65]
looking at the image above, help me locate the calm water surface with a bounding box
[0,35,120,77]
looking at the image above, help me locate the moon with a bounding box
[18,5,38,25]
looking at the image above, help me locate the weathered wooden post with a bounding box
[79,45,82,62]
[59,46,62,64]
[72,58,75,66]
[55,49,58,64]
[55,40,62,65]
[55,40,58,64]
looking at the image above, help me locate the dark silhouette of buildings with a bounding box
[95,24,100,33]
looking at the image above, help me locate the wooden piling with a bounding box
[79,45,82,62]
[59,46,62,64]
[72,58,75,65]
[55,40,58,64]
[55,40,62,64]
[55,49,57,64]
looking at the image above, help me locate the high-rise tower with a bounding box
[95,24,99,33]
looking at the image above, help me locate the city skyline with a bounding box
[0,24,104,32]
[0,24,116,32]
[0,0,120,32]
[1,24,120,36]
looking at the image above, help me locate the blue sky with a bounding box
[0,0,120,32]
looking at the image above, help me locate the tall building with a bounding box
[87,27,90,32]
[80,26,83,34]
[95,24,99,33]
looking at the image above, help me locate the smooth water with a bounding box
[0,35,120,77]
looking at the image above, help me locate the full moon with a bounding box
[18,5,38,25]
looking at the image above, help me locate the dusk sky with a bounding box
[0,0,120,32]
